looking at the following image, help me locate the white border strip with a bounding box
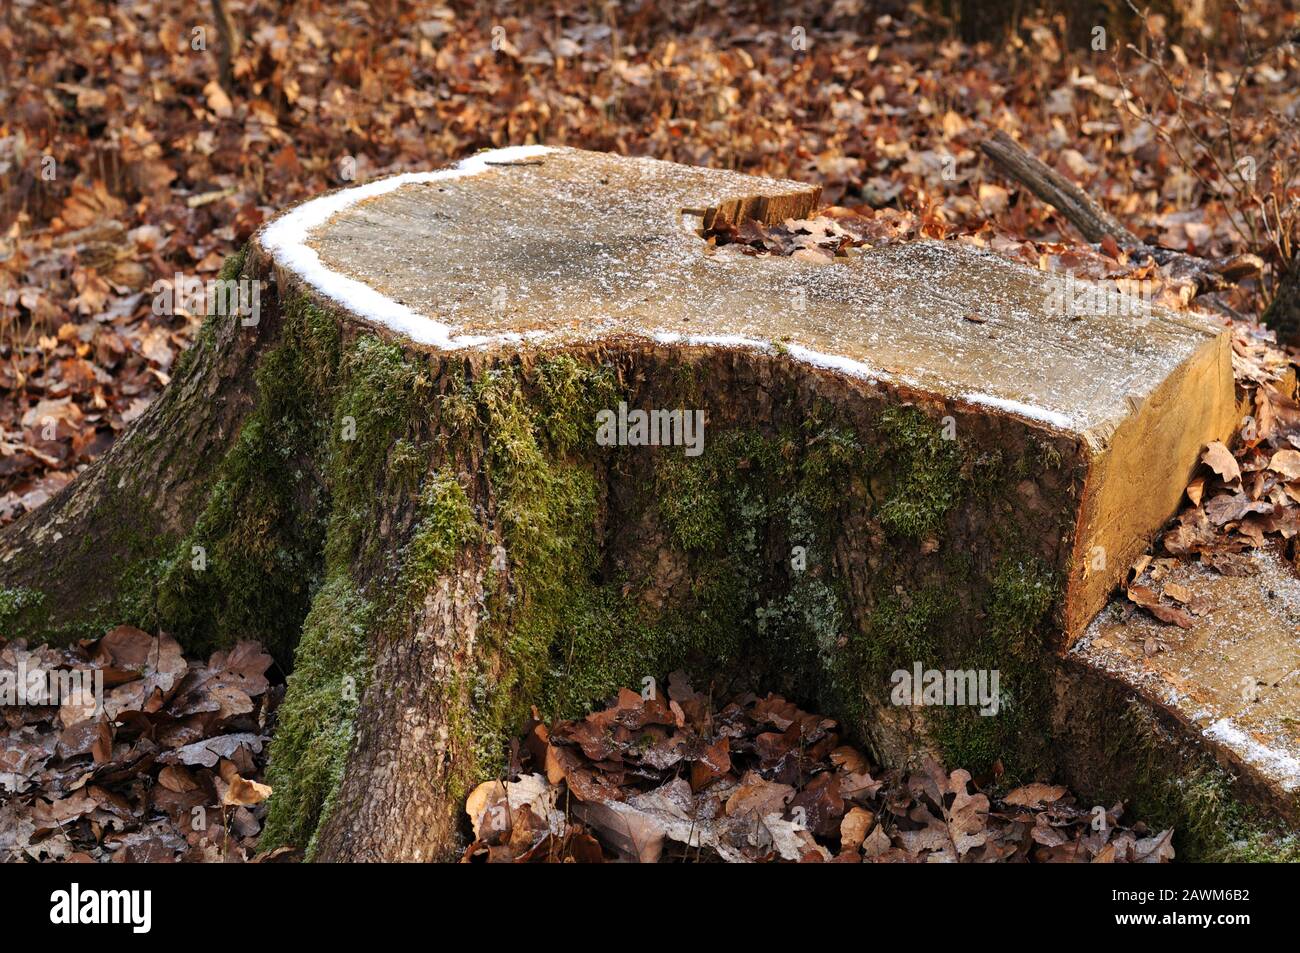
[1205,717,1300,792]
[259,146,1077,431]
[261,145,555,349]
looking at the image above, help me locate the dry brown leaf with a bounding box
[1268,449,1300,480]
[204,81,234,118]
[1126,584,1195,627]
[1003,782,1068,808]
[1202,441,1241,483]
[222,774,272,807]
[840,806,875,851]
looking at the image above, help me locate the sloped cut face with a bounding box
[260,145,1236,641]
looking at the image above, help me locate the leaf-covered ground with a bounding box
[0,628,285,863]
[462,676,1173,863]
[0,628,1169,864]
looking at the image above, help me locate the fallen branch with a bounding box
[981,130,1139,246]
[980,130,1263,296]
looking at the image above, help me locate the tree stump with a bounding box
[0,147,1253,860]
[1075,548,1300,823]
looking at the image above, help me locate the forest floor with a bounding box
[461,680,1176,863]
[0,629,1175,863]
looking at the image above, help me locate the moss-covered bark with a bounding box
[0,249,272,640]
[1051,658,1300,861]
[297,326,1092,858]
[259,574,372,854]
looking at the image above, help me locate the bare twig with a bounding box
[210,0,240,93]
[1112,0,1300,324]
[980,130,1264,296]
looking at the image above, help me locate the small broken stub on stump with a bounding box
[261,145,1236,643]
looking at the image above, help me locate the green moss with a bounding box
[965,449,1006,496]
[325,335,430,569]
[986,557,1057,658]
[1108,700,1300,862]
[874,405,963,540]
[0,587,47,638]
[533,583,662,717]
[535,420,856,729]
[260,574,373,857]
[855,585,957,679]
[66,552,171,641]
[930,557,1057,778]
[801,432,863,511]
[642,420,863,715]
[843,554,1057,780]
[388,439,424,493]
[111,299,429,666]
[438,364,478,434]
[668,360,702,406]
[406,470,480,586]
[1215,830,1300,862]
[655,453,726,551]
[153,295,342,661]
[532,354,617,454]
[217,246,248,286]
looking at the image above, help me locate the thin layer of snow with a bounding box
[651,330,879,381]
[651,330,883,384]
[785,342,879,383]
[648,332,1083,429]
[1204,718,1300,792]
[962,393,1076,430]
[260,145,554,349]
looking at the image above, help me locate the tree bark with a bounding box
[1263,259,1300,346]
